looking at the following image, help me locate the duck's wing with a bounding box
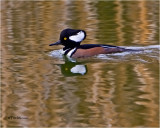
[72,44,125,58]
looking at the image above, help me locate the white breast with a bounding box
[63,48,77,57]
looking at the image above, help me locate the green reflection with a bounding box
[59,57,87,77]
[95,1,118,44]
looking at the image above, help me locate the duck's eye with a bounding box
[64,37,67,40]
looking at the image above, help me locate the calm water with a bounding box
[1,1,159,127]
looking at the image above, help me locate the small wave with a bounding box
[123,45,160,50]
[96,45,159,63]
[49,49,63,59]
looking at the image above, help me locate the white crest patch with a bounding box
[69,31,85,42]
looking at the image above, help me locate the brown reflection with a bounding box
[132,1,159,44]
[134,64,159,126]
[82,1,99,44]
[87,61,158,127]
[114,1,125,45]
[139,1,149,44]
[1,1,66,127]
[114,1,159,45]
[64,1,99,44]
[86,63,130,126]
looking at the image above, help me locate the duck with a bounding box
[49,28,135,58]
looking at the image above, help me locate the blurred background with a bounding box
[1,0,159,127]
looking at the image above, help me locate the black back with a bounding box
[77,44,117,49]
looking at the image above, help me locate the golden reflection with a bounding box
[86,63,118,126]
[134,64,159,126]
[139,1,150,44]
[1,1,65,127]
[83,1,99,44]
[114,1,125,45]
[132,1,158,44]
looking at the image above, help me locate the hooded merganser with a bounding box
[49,28,135,58]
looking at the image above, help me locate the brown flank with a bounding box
[72,47,125,58]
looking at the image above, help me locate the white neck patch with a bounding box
[69,31,85,42]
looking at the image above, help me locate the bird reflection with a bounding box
[59,57,87,76]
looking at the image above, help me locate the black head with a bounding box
[49,28,86,49]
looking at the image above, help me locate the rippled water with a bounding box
[1,1,159,127]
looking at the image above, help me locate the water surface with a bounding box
[1,1,159,127]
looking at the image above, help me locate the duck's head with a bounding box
[49,28,86,49]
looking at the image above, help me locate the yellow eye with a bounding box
[65,68,68,70]
[64,37,67,40]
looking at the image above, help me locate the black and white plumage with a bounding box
[49,28,137,58]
